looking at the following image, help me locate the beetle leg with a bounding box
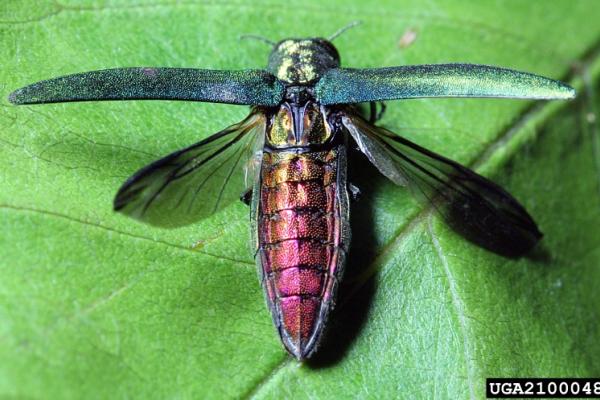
[368,101,387,123]
[240,188,253,205]
[348,183,361,202]
[376,101,386,121]
[368,102,377,123]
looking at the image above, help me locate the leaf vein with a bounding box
[0,204,254,266]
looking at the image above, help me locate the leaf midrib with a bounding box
[427,216,475,400]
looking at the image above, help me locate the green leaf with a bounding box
[1,1,599,399]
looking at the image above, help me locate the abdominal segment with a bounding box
[255,148,349,359]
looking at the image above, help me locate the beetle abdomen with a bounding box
[255,148,349,359]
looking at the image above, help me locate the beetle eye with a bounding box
[312,38,340,63]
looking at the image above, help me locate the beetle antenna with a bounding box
[239,34,276,46]
[328,21,362,41]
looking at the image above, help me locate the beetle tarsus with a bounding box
[348,183,361,202]
[240,188,253,205]
[368,101,386,123]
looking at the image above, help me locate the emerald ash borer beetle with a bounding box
[9,24,575,360]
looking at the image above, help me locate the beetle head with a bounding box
[267,38,340,85]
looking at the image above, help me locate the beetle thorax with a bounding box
[266,102,332,148]
[267,38,340,84]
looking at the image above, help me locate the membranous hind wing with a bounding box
[317,63,573,257]
[8,67,280,228]
[343,114,542,257]
[114,110,266,228]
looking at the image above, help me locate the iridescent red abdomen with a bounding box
[251,103,350,359]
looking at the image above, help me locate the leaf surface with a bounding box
[1,1,600,399]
